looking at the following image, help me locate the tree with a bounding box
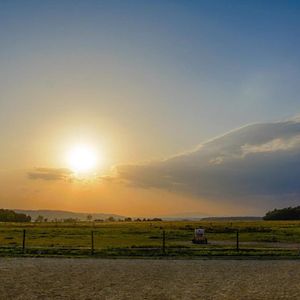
[0,209,31,222]
[107,216,115,222]
[86,214,93,221]
[263,206,300,220]
[35,215,44,222]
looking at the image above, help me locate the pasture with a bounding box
[0,220,300,257]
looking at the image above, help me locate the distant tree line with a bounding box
[124,217,162,222]
[93,217,163,222]
[94,217,163,222]
[0,209,163,223]
[263,206,300,220]
[0,209,31,222]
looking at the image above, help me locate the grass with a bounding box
[0,220,300,258]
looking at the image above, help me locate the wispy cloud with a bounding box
[241,136,300,156]
[27,168,73,181]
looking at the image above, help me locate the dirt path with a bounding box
[210,240,300,248]
[1,258,300,299]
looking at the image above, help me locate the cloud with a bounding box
[27,168,73,181]
[116,118,300,207]
[241,136,300,156]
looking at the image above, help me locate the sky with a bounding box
[1,0,300,216]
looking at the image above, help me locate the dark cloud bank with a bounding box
[117,118,300,208]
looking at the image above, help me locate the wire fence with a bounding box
[0,225,300,257]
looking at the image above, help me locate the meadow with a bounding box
[0,220,300,258]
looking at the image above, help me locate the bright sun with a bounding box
[67,144,99,173]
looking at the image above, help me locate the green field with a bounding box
[1,220,300,258]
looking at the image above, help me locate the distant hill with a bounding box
[201,216,262,221]
[14,209,126,221]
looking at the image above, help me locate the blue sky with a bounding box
[1,1,300,149]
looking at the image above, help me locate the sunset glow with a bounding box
[67,144,99,173]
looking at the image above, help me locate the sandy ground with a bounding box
[1,258,300,299]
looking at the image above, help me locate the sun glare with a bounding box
[67,144,99,173]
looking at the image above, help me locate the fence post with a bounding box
[22,229,26,254]
[236,231,239,252]
[162,230,166,255]
[91,231,94,255]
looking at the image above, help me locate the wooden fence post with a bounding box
[236,231,239,252]
[91,231,94,255]
[162,230,166,255]
[22,229,26,254]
